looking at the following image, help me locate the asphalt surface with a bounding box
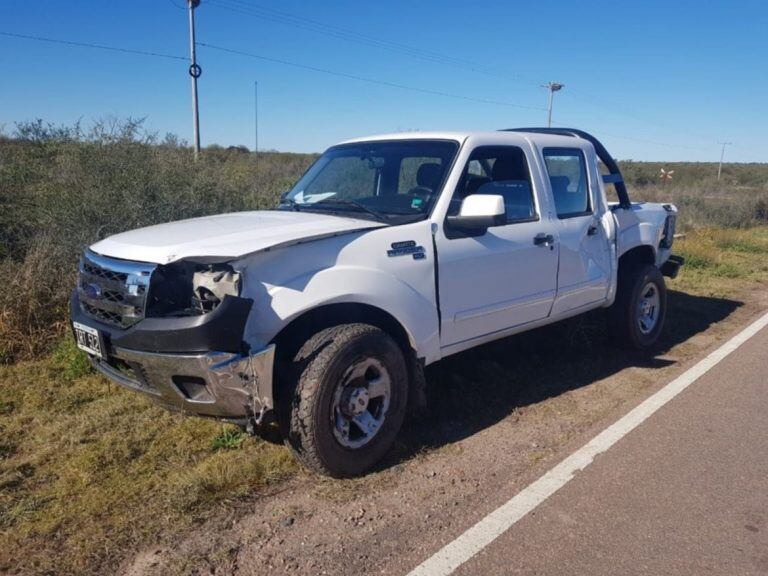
[451,319,768,576]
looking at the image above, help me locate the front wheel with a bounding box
[283,323,409,477]
[608,264,667,350]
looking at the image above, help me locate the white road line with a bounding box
[407,310,768,576]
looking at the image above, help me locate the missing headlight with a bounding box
[147,262,241,317]
[191,268,240,314]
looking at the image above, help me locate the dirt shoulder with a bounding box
[125,276,768,576]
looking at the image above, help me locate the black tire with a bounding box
[608,263,667,350]
[283,323,409,477]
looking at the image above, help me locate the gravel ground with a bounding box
[121,286,768,576]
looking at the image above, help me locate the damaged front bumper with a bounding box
[70,291,275,425]
[93,345,275,424]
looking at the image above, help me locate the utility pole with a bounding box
[254,80,259,157]
[717,141,732,181]
[254,79,259,190]
[543,82,564,127]
[187,0,202,159]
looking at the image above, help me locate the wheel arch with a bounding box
[271,301,427,412]
[618,244,656,272]
[271,302,415,363]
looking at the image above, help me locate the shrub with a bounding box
[0,119,315,362]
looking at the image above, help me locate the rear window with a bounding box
[543,148,591,218]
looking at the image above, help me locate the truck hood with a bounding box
[90,210,385,264]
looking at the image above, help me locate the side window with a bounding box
[466,159,485,176]
[449,146,537,224]
[543,148,591,218]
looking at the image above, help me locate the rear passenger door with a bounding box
[436,145,559,348]
[543,147,612,314]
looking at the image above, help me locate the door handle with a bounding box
[587,224,599,236]
[533,233,555,247]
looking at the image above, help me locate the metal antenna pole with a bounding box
[717,141,731,181]
[187,0,202,159]
[543,82,564,127]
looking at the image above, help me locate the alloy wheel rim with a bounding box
[637,282,660,335]
[331,357,391,449]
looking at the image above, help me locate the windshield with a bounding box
[279,140,459,223]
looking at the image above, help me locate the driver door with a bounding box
[436,145,559,348]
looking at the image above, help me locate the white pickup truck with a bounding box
[71,128,681,476]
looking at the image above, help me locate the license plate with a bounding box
[73,322,104,358]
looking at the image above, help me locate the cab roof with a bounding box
[338,127,632,209]
[338,130,584,149]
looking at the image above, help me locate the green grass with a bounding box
[211,426,249,451]
[50,337,94,381]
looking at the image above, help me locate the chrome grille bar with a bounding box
[78,250,156,329]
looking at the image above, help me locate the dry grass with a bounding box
[632,184,768,231]
[670,227,768,296]
[0,338,297,576]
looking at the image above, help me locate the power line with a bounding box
[567,89,721,147]
[204,1,729,149]
[0,29,741,157]
[552,122,713,152]
[0,31,186,61]
[198,42,546,111]
[206,0,537,84]
[0,30,544,111]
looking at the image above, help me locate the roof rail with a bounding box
[501,127,631,209]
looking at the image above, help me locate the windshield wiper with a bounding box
[278,197,301,211]
[311,198,390,222]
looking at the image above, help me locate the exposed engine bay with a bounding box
[147,261,241,317]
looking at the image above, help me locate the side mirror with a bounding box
[446,194,506,231]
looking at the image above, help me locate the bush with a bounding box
[0,119,315,362]
[0,235,73,362]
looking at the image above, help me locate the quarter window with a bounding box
[543,148,591,218]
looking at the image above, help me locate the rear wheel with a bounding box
[283,323,408,477]
[609,263,667,350]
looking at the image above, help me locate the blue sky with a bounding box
[0,0,765,162]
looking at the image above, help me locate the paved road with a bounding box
[448,318,768,575]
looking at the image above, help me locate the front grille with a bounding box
[78,250,155,329]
